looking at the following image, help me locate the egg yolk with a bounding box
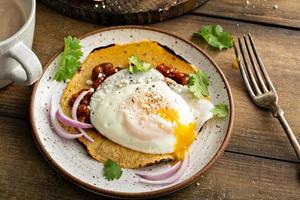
[157,108,196,160]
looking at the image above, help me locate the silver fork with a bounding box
[234,33,300,160]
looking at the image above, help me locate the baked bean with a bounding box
[91,65,103,81]
[157,64,171,76]
[156,64,189,85]
[77,103,90,123]
[77,104,89,115]
[81,92,93,105]
[156,64,166,72]
[92,76,106,89]
[174,71,186,84]
[174,72,185,82]
[169,68,175,73]
[181,74,189,85]
[68,89,89,107]
[98,72,106,79]
[166,72,175,79]
[101,63,118,76]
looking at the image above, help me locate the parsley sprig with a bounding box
[128,55,152,74]
[54,36,83,81]
[103,159,123,181]
[188,70,210,99]
[212,104,229,119]
[194,25,233,50]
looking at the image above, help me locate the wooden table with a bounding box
[1,1,299,199]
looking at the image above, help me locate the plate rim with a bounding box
[30,25,234,199]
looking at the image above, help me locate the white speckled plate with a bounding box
[30,26,234,199]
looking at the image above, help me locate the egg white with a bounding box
[90,69,214,154]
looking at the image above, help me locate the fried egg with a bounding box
[90,69,214,160]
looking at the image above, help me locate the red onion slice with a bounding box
[135,161,182,181]
[138,152,190,185]
[56,107,93,129]
[49,97,84,139]
[71,89,94,142]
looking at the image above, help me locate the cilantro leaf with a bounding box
[128,55,152,74]
[54,36,83,81]
[188,70,210,99]
[212,104,229,119]
[103,159,122,181]
[194,25,233,50]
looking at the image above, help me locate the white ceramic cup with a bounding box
[0,0,42,88]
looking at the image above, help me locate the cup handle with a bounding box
[7,41,42,86]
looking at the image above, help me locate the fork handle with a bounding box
[276,109,300,161]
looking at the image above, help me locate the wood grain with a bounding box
[0,3,299,163]
[0,116,299,199]
[193,0,300,29]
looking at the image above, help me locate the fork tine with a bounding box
[243,34,269,93]
[233,41,255,97]
[248,33,276,92]
[238,36,262,95]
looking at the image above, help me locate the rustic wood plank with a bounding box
[0,85,31,119]
[193,0,300,29]
[0,116,299,199]
[0,3,299,162]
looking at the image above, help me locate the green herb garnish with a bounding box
[103,159,122,181]
[212,104,229,119]
[194,25,233,50]
[188,70,210,99]
[128,55,152,74]
[54,36,83,81]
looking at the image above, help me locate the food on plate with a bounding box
[50,38,228,183]
[89,67,215,160]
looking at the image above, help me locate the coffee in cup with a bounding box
[0,0,42,88]
[0,0,26,42]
